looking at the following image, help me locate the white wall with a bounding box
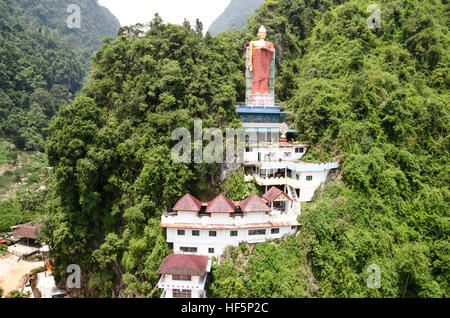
[244,145,307,163]
[290,170,328,185]
[290,170,330,201]
[211,213,229,224]
[245,212,266,223]
[167,226,298,257]
[178,211,199,223]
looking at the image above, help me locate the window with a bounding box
[230,230,238,237]
[177,230,185,236]
[192,230,199,236]
[180,247,197,253]
[173,275,191,281]
[295,147,304,153]
[249,229,266,236]
[296,175,300,180]
[271,228,280,234]
[173,289,191,298]
[291,226,297,230]
[306,175,313,181]
[209,231,217,237]
[208,248,215,254]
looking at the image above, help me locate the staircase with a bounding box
[286,185,301,216]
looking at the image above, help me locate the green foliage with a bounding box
[209,237,311,298]
[0,200,22,232]
[0,183,47,232]
[218,171,260,200]
[0,0,119,150]
[4,290,31,298]
[0,142,11,165]
[30,266,45,274]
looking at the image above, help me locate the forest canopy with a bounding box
[0,0,119,150]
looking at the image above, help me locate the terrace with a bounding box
[161,209,299,229]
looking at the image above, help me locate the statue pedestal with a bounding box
[247,94,275,107]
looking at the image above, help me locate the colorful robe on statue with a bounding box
[251,41,275,95]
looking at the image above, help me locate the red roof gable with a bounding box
[157,254,209,276]
[262,187,292,202]
[206,194,235,213]
[173,194,202,212]
[240,194,271,213]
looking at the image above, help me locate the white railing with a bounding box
[235,102,286,108]
[252,175,321,189]
[161,211,298,227]
[254,175,286,186]
[158,275,205,291]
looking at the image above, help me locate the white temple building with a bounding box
[161,188,301,257]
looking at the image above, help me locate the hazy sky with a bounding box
[98,0,231,31]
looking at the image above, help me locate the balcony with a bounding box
[161,210,299,229]
[254,175,287,186]
[158,274,207,291]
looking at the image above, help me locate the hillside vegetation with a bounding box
[40,0,448,298]
[0,0,119,151]
[0,139,49,233]
[208,0,264,36]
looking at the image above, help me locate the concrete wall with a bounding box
[167,226,297,256]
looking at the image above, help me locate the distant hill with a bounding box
[0,0,120,150]
[13,0,121,63]
[208,0,264,36]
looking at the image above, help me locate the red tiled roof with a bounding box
[262,187,292,202]
[240,194,271,213]
[173,194,202,212]
[11,222,42,239]
[157,254,209,276]
[206,194,235,213]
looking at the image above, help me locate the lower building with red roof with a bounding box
[161,187,301,257]
[157,254,212,298]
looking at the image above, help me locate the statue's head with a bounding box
[257,25,267,40]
